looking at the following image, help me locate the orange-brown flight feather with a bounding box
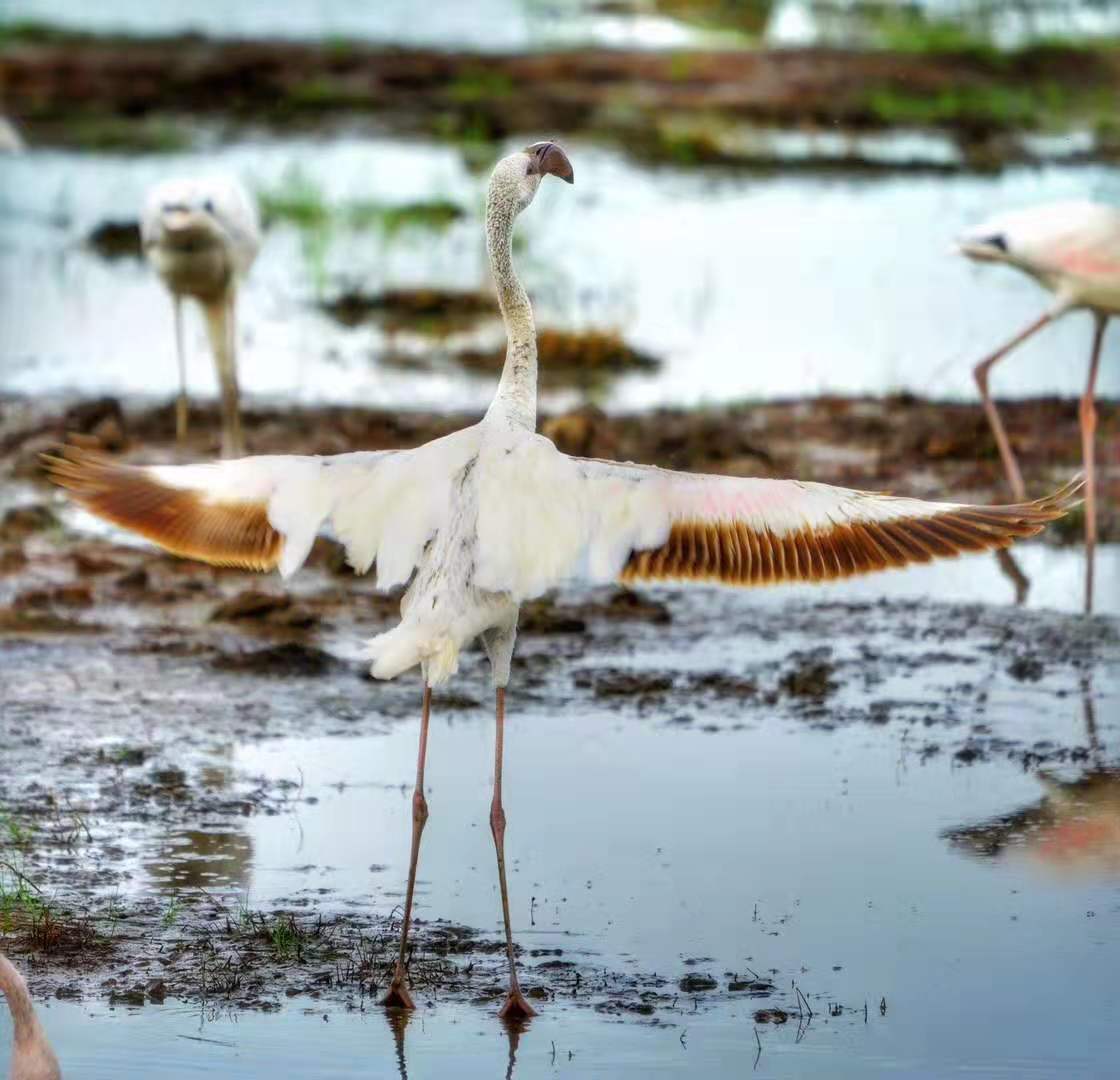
[620,478,1081,587]
[42,447,282,571]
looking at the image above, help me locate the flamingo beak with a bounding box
[162,207,199,233]
[957,233,1009,262]
[526,141,574,184]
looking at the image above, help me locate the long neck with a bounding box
[485,192,536,431]
[1,954,43,1048]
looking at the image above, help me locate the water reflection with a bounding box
[146,829,254,891]
[944,767,1120,878]
[383,1006,529,1079]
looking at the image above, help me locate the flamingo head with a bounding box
[489,141,574,218]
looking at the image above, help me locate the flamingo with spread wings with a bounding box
[47,143,1079,1020]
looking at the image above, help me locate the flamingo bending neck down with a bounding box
[142,175,261,459]
[48,143,1078,1020]
[0,953,62,1080]
[958,200,1119,613]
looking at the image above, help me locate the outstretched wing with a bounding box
[565,458,1081,588]
[44,431,477,587]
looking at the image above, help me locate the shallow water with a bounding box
[5,0,1118,50]
[3,140,1119,412]
[0,0,701,50]
[2,527,1118,1076]
[10,575,1120,1078]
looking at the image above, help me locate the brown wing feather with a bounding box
[620,479,1081,587]
[42,447,282,571]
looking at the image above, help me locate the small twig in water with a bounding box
[795,984,814,1019]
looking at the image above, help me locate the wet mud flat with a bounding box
[3,27,1119,167]
[1,412,1117,1026]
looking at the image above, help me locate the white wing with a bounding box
[44,429,479,588]
[549,457,1080,589]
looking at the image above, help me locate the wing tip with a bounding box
[41,445,283,573]
[621,476,1082,589]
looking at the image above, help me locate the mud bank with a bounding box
[3,29,1118,166]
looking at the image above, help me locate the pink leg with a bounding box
[490,688,536,1020]
[383,686,432,1009]
[973,311,1054,501]
[1081,315,1106,615]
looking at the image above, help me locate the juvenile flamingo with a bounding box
[47,143,1079,1020]
[958,200,1119,612]
[0,953,61,1080]
[142,175,261,458]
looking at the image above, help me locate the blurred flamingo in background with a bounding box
[142,175,261,458]
[1,953,61,1080]
[958,200,1120,613]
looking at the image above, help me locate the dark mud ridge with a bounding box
[3,27,1119,167]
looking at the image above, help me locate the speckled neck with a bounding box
[484,169,536,433]
[0,954,40,1048]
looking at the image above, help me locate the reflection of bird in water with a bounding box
[0,953,62,1080]
[47,143,1080,1020]
[957,201,1120,613]
[385,1006,409,1080]
[945,673,1119,877]
[384,1006,526,1080]
[944,767,1120,878]
[141,175,261,458]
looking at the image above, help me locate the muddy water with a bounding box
[10,573,1120,1078]
[3,141,1120,412]
[2,509,1118,1076]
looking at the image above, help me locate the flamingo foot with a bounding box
[498,988,538,1020]
[382,971,417,1010]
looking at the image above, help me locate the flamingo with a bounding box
[141,175,261,458]
[957,200,1120,613]
[46,142,1080,1020]
[0,954,62,1080]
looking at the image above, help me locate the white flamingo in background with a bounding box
[1,953,61,1080]
[141,175,261,458]
[958,200,1120,613]
[48,143,1079,1020]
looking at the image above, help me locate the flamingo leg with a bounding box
[490,687,536,1020]
[1081,314,1107,614]
[203,291,244,458]
[383,686,432,1010]
[972,311,1054,501]
[173,296,189,443]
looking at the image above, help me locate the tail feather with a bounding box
[366,628,459,685]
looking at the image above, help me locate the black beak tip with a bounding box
[526,141,574,185]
